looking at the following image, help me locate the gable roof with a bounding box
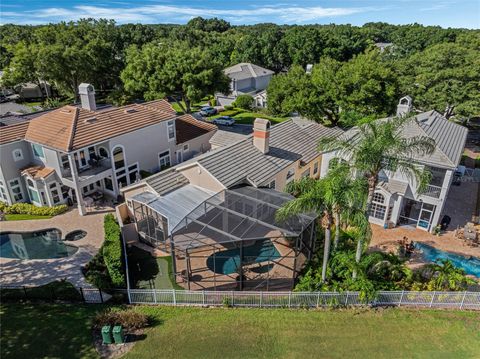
[24,100,179,152]
[21,165,55,180]
[224,63,274,81]
[195,120,342,188]
[0,122,30,145]
[175,114,217,144]
[343,111,467,169]
[145,167,190,196]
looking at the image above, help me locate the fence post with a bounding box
[154,289,157,304]
[460,291,467,309]
[288,292,292,308]
[202,291,206,306]
[316,292,321,308]
[344,291,349,306]
[99,289,104,303]
[429,291,436,308]
[399,290,405,307]
[173,289,176,306]
[231,291,234,307]
[79,287,85,303]
[259,292,263,308]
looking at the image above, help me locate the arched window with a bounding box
[98,147,109,159]
[372,193,385,204]
[112,146,125,170]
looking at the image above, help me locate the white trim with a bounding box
[167,120,176,142]
[12,148,24,162]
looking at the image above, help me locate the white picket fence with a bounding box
[127,289,480,310]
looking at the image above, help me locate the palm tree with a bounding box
[319,116,436,277]
[276,177,332,282]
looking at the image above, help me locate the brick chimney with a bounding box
[253,118,270,154]
[78,83,96,111]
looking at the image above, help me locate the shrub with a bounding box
[0,202,67,216]
[94,309,149,330]
[82,252,113,289]
[103,214,125,287]
[233,94,254,110]
[224,105,234,110]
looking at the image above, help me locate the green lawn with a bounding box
[1,304,479,359]
[209,108,288,125]
[5,214,53,221]
[127,246,183,290]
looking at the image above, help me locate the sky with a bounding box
[1,0,479,29]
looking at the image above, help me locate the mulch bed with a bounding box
[92,328,144,359]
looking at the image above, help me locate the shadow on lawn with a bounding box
[0,303,103,359]
[127,246,160,289]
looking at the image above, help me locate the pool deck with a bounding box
[0,208,109,288]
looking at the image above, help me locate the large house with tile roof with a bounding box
[320,97,468,233]
[0,84,216,215]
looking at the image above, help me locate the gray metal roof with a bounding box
[197,120,343,188]
[131,185,215,235]
[145,167,189,195]
[379,179,408,195]
[343,111,468,169]
[224,63,274,80]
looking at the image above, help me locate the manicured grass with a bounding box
[209,108,288,125]
[2,304,479,359]
[128,246,183,290]
[0,304,103,359]
[4,213,52,221]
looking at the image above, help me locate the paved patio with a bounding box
[0,208,110,287]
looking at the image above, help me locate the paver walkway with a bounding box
[0,209,110,287]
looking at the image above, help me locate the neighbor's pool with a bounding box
[415,242,480,277]
[0,229,78,260]
[206,239,281,275]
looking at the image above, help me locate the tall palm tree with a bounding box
[319,116,436,277]
[276,177,332,282]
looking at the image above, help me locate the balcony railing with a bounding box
[64,159,112,182]
[422,184,442,198]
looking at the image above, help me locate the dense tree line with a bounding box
[1,18,478,121]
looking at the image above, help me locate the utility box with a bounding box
[101,326,112,344]
[112,325,125,344]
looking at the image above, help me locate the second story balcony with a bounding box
[422,184,442,199]
[64,158,112,183]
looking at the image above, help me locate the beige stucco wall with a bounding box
[265,155,322,191]
[179,164,226,193]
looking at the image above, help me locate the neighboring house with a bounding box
[0,83,216,215]
[14,82,52,100]
[120,118,341,290]
[375,42,394,53]
[320,97,468,233]
[209,130,247,150]
[215,63,274,108]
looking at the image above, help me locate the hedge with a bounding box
[0,202,67,216]
[102,214,125,287]
[233,94,254,110]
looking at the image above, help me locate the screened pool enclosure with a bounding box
[131,186,317,291]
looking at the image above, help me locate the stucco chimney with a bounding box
[78,83,96,111]
[253,118,270,154]
[396,95,412,117]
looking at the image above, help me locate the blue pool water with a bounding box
[415,242,480,277]
[207,240,281,275]
[0,229,78,260]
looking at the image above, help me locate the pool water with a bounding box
[207,240,281,275]
[415,242,480,277]
[0,229,78,260]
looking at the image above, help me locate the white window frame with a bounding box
[159,150,171,170]
[12,149,24,162]
[32,144,45,159]
[167,121,175,142]
[267,180,276,189]
[286,168,295,183]
[313,162,319,175]
[0,180,9,202]
[9,178,24,202]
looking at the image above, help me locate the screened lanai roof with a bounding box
[170,186,317,252]
[131,185,216,235]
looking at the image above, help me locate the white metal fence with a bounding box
[127,289,480,310]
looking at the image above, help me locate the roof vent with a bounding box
[124,108,137,114]
[60,108,72,114]
[84,117,97,124]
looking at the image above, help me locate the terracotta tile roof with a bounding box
[21,165,55,180]
[24,100,177,152]
[175,115,217,144]
[0,122,29,145]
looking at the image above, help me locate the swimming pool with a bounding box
[415,242,480,277]
[0,229,78,260]
[206,240,281,275]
